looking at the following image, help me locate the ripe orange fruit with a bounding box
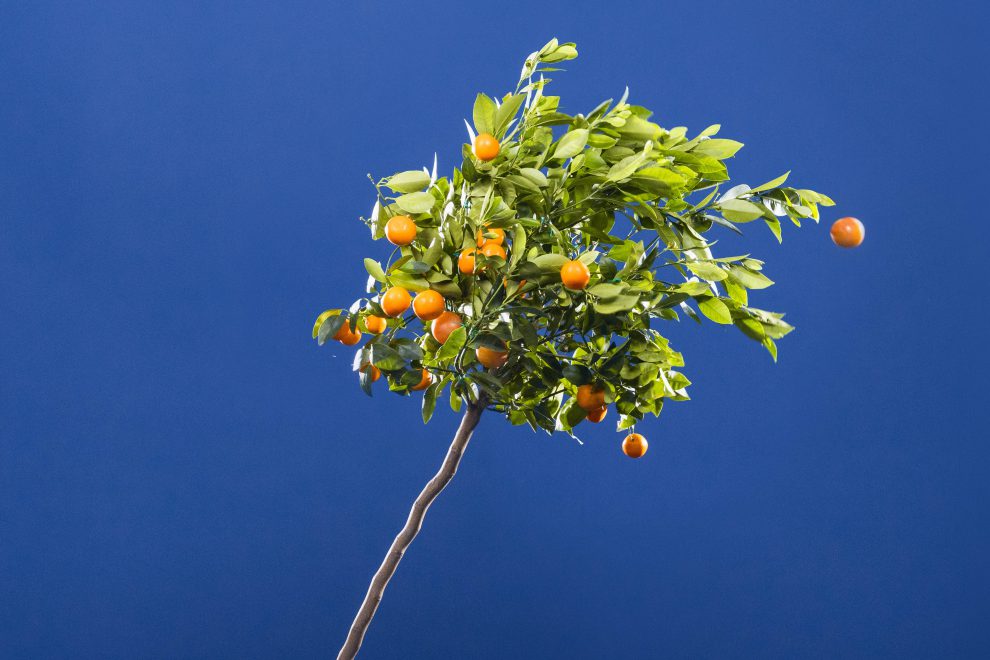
[410,368,432,391]
[622,433,648,458]
[575,384,605,411]
[476,227,505,247]
[474,133,500,161]
[480,243,506,260]
[431,311,463,344]
[413,290,445,321]
[339,326,362,346]
[364,315,387,334]
[458,248,477,275]
[385,215,417,246]
[332,319,351,341]
[476,345,508,369]
[381,287,411,318]
[361,363,381,382]
[830,217,865,248]
[561,259,590,290]
[586,406,608,423]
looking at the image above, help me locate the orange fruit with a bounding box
[413,290,445,321]
[586,406,608,423]
[458,248,477,275]
[561,259,590,290]
[410,369,432,391]
[476,345,508,370]
[480,243,506,260]
[381,286,411,317]
[364,315,387,334]
[431,311,463,344]
[622,433,648,458]
[575,384,605,411]
[474,133,500,161]
[385,215,417,246]
[476,227,505,247]
[830,217,865,248]
[332,319,351,342]
[339,326,362,346]
[361,363,381,382]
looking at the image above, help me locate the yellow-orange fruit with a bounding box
[413,290,445,321]
[380,287,411,318]
[480,243,506,260]
[575,384,605,411]
[622,433,648,458]
[364,315,387,334]
[476,345,508,370]
[385,215,417,246]
[561,259,590,290]
[474,133,500,161]
[476,227,506,247]
[458,248,477,275]
[332,320,351,341]
[410,369,432,391]
[431,311,462,344]
[830,217,865,248]
[586,406,608,423]
[339,326,362,346]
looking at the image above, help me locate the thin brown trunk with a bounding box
[337,395,487,659]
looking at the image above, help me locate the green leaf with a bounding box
[765,216,783,243]
[316,311,346,345]
[750,171,790,193]
[518,167,548,188]
[530,253,570,271]
[697,297,732,324]
[385,170,430,194]
[422,237,443,267]
[364,258,387,282]
[450,382,462,412]
[606,153,647,182]
[473,93,497,134]
[727,265,774,289]
[552,128,589,160]
[562,364,593,386]
[494,94,525,136]
[312,309,339,339]
[509,224,527,269]
[587,283,625,298]
[593,294,640,314]
[422,381,440,423]
[369,343,404,371]
[693,138,744,159]
[719,198,764,223]
[437,326,466,361]
[388,271,431,292]
[686,261,728,281]
[395,192,435,214]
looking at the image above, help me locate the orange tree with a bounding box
[314,39,833,659]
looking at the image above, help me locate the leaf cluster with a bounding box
[314,39,833,437]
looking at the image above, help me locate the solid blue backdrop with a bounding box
[2,2,987,658]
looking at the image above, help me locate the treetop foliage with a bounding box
[314,38,834,438]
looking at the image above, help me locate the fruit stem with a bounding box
[336,393,488,659]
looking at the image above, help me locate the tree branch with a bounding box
[337,394,488,659]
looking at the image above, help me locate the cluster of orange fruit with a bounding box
[574,384,648,458]
[329,133,649,457]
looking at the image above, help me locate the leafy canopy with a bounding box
[314,39,833,437]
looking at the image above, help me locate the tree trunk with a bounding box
[336,395,487,659]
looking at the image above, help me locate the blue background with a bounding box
[2,2,987,658]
